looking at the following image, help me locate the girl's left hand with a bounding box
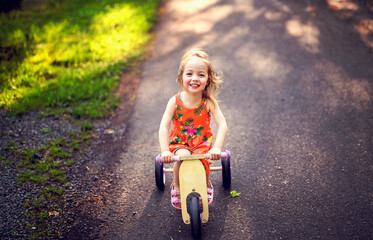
[209,147,221,160]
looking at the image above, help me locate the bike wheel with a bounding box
[155,158,165,191]
[221,156,231,189]
[189,196,202,239]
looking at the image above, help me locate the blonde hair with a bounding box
[176,47,223,106]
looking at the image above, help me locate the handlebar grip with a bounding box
[156,155,162,164]
[156,150,231,164]
[207,151,229,159]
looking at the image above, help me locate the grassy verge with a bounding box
[0,0,159,118]
[0,0,160,238]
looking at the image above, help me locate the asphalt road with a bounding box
[89,0,373,239]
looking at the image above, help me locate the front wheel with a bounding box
[221,155,231,189]
[189,196,202,239]
[155,156,165,190]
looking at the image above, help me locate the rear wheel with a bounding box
[189,196,202,239]
[221,156,231,189]
[155,158,165,190]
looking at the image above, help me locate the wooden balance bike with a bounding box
[155,150,231,239]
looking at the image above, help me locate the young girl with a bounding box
[158,48,228,209]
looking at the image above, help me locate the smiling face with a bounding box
[182,56,209,96]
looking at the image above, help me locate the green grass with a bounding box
[0,0,160,118]
[14,130,89,185]
[9,129,90,237]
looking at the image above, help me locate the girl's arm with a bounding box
[159,97,176,163]
[209,101,228,160]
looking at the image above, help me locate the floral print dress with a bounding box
[169,94,213,174]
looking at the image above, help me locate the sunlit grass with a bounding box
[0,0,159,118]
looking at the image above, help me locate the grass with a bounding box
[0,0,160,118]
[14,130,91,185]
[6,128,93,238]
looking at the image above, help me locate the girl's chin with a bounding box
[185,88,203,94]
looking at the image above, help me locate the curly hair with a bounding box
[176,47,223,107]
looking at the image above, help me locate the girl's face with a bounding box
[182,56,208,96]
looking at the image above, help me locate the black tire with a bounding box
[189,196,202,239]
[221,156,231,189]
[155,160,165,191]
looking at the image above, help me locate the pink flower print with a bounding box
[181,126,204,139]
[185,126,198,136]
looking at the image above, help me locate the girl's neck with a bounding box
[181,91,203,108]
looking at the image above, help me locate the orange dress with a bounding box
[169,94,213,174]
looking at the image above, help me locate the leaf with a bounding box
[104,129,114,134]
[49,211,59,216]
[230,190,241,198]
[194,107,202,116]
[224,190,241,199]
[194,104,206,115]
[185,117,194,126]
[197,127,204,131]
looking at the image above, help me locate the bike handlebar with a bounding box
[156,150,230,164]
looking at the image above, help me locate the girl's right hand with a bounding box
[161,151,174,163]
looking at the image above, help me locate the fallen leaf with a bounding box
[104,129,115,134]
[230,190,241,198]
[49,211,59,216]
[224,190,241,199]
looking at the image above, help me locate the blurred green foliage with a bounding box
[0,0,159,118]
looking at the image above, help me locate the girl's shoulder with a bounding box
[165,95,176,111]
[167,95,177,104]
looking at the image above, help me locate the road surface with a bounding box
[68,0,373,239]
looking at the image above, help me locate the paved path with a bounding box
[96,0,373,239]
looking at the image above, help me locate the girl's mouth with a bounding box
[190,84,200,88]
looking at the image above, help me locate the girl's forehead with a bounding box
[184,56,208,71]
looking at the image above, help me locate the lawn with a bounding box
[0,0,160,118]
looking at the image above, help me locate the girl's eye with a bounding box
[186,73,192,76]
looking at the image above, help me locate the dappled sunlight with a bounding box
[168,0,219,15]
[220,25,250,44]
[169,4,234,34]
[354,19,373,48]
[301,59,371,112]
[235,45,292,81]
[239,5,265,20]
[264,10,286,21]
[270,0,291,13]
[327,0,359,12]
[153,0,222,57]
[90,4,150,60]
[285,16,320,53]
[326,0,373,49]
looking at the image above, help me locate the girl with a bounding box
[158,48,228,209]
